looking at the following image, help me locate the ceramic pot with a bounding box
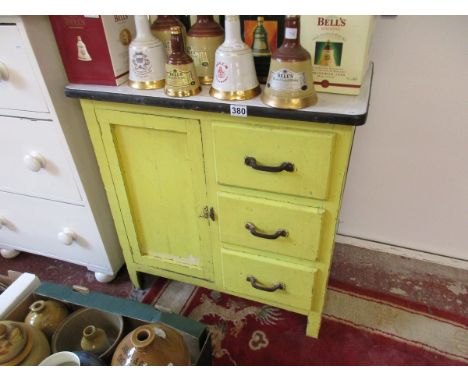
[111,323,191,366]
[186,16,224,85]
[151,16,187,56]
[52,308,124,361]
[80,325,110,354]
[210,15,260,101]
[262,15,318,109]
[39,351,106,366]
[128,15,167,90]
[0,321,50,366]
[24,299,69,340]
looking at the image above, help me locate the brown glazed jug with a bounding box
[24,299,69,340]
[0,321,50,366]
[262,15,318,109]
[151,16,187,56]
[111,323,191,366]
[164,26,201,97]
[80,325,110,354]
[186,16,224,85]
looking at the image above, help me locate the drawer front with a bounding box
[218,193,324,261]
[0,117,82,204]
[0,25,49,113]
[222,249,316,311]
[213,121,335,200]
[0,191,109,269]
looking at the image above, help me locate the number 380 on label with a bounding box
[230,105,248,117]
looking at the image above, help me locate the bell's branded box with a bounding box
[49,16,136,86]
[301,15,375,95]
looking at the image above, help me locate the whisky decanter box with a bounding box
[302,15,375,95]
[0,272,212,365]
[49,16,136,86]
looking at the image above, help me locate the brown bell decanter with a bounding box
[186,16,225,85]
[151,16,187,56]
[262,15,318,109]
[164,26,201,97]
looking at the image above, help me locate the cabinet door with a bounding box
[95,110,213,281]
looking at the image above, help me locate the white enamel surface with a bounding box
[66,62,372,119]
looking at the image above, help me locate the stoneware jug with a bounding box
[111,323,191,366]
[128,15,167,89]
[262,15,318,109]
[24,299,69,340]
[186,16,224,85]
[210,15,260,101]
[80,325,110,354]
[0,321,50,366]
[151,16,187,56]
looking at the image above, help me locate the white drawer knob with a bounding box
[57,228,77,245]
[24,152,45,172]
[0,217,6,229]
[0,62,9,81]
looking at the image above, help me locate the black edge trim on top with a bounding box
[64,88,368,126]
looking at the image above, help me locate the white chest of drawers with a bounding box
[0,16,124,282]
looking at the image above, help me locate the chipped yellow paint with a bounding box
[79,99,355,337]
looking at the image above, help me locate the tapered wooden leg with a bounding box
[127,265,143,289]
[306,311,321,338]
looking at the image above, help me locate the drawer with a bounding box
[221,249,316,311]
[0,117,82,204]
[213,121,335,200]
[0,191,109,269]
[218,192,324,261]
[0,24,49,113]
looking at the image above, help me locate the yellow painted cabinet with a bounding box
[94,110,214,281]
[80,100,356,338]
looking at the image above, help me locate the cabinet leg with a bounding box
[0,248,20,259]
[306,311,321,338]
[128,266,143,289]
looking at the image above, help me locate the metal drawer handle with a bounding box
[246,276,285,292]
[245,222,288,240]
[244,156,294,173]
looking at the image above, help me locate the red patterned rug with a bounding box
[140,278,468,366]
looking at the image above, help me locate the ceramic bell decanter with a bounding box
[111,323,191,366]
[186,16,224,85]
[210,15,260,101]
[0,321,50,366]
[24,299,69,340]
[261,15,318,109]
[128,15,166,90]
[151,16,187,56]
[80,325,110,355]
[164,26,201,97]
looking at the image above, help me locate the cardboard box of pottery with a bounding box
[0,271,212,366]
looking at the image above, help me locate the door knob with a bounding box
[23,152,46,172]
[57,228,77,245]
[0,62,9,81]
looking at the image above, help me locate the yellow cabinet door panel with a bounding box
[95,110,213,280]
[221,248,317,311]
[218,192,325,261]
[212,121,335,200]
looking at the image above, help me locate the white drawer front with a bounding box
[0,192,110,269]
[0,117,82,204]
[0,24,49,113]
